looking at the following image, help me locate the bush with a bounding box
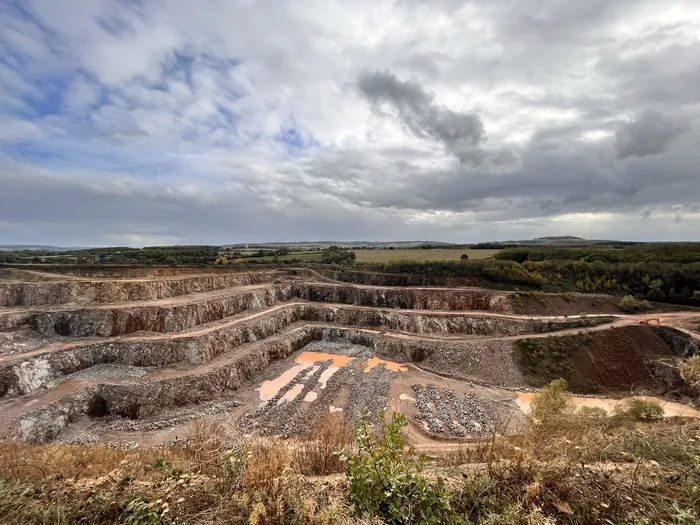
[614,398,664,422]
[680,356,700,386]
[320,246,356,265]
[345,411,458,524]
[619,294,651,312]
[527,379,574,428]
[292,414,352,475]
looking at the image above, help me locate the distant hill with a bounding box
[502,237,639,247]
[0,245,86,251]
[224,237,641,250]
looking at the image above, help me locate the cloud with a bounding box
[63,75,102,113]
[356,70,521,171]
[615,110,689,159]
[0,0,699,245]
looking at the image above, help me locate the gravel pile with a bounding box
[244,360,334,436]
[347,362,398,426]
[411,384,494,438]
[421,341,527,387]
[105,399,241,432]
[412,384,443,433]
[276,360,332,437]
[427,385,464,437]
[283,360,353,436]
[445,390,492,435]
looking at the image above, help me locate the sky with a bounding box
[1,0,699,247]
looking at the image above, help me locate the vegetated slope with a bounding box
[517,326,678,393]
[352,249,499,263]
[511,290,621,315]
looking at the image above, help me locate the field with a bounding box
[352,248,499,263]
[243,248,499,263]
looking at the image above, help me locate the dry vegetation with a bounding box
[2,384,700,524]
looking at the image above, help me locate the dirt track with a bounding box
[1,266,698,446]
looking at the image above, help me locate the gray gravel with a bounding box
[412,384,494,438]
[104,399,242,432]
[412,384,443,433]
[68,363,149,381]
[347,361,398,426]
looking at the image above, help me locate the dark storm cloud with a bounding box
[356,70,522,173]
[357,70,485,147]
[615,110,689,159]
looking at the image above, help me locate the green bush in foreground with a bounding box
[344,411,458,525]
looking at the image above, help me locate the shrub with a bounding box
[527,379,574,428]
[680,355,700,386]
[292,413,353,475]
[320,246,356,264]
[618,294,651,312]
[119,496,167,525]
[614,398,664,422]
[345,411,458,524]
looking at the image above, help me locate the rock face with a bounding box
[27,285,292,337]
[293,283,513,312]
[0,302,604,398]
[0,270,297,307]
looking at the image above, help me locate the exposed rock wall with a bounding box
[0,271,295,307]
[28,285,293,337]
[0,304,602,398]
[9,326,525,442]
[293,283,512,312]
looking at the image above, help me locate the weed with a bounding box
[613,398,665,422]
[345,411,459,525]
[119,495,169,525]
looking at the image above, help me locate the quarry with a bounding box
[1,265,700,449]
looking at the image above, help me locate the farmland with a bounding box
[352,248,499,263]
[245,248,500,263]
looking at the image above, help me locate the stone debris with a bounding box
[411,384,493,438]
[412,384,443,433]
[427,384,464,437]
[104,400,242,432]
[446,390,492,435]
[276,360,332,437]
[347,361,398,426]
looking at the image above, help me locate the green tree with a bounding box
[320,246,356,264]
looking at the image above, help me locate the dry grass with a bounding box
[1,393,700,524]
[292,413,354,476]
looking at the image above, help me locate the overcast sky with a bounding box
[1,0,699,246]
